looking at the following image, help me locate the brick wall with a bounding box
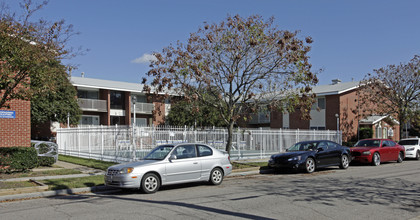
[0,99,31,147]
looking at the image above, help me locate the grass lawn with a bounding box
[0,169,82,180]
[0,181,38,189]
[41,175,105,190]
[232,161,268,170]
[59,155,117,171]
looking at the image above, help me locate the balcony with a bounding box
[131,103,154,114]
[248,112,271,124]
[78,98,107,112]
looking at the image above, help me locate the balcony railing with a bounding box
[78,98,107,112]
[248,112,271,124]
[131,103,154,114]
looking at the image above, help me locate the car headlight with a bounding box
[362,151,371,155]
[288,156,301,161]
[406,147,415,151]
[119,167,134,174]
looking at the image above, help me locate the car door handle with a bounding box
[193,162,198,164]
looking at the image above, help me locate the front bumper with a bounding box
[351,155,373,163]
[404,150,417,158]
[104,174,142,189]
[268,159,304,170]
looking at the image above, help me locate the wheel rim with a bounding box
[398,152,403,162]
[342,155,349,168]
[144,176,158,191]
[374,154,380,166]
[212,169,222,183]
[306,159,315,172]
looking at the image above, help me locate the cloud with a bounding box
[131,53,157,64]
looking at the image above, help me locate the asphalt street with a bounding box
[1,160,420,220]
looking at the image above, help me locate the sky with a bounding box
[6,0,420,85]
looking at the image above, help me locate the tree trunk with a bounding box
[225,121,234,155]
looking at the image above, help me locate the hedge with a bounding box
[0,147,38,173]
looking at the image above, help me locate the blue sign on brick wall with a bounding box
[0,110,16,119]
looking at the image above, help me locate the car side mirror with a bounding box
[169,154,177,161]
[317,147,324,152]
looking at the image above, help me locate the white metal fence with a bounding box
[56,125,342,163]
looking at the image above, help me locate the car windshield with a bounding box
[287,142,318,152]
[354,140,381,147]
[398,140,418,146]
[144,145,174,160]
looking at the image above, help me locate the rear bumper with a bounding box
[224,164,233,176]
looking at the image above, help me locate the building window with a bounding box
[131,118,148,127]
[133,94,147,103]
[111,116,125,125]
[78,90,99,99]
[310,126,326,130]
[80,115,100,126]
[110,91,125,109]
[318,98,325,109]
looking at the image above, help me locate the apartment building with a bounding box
[246,79,400,142]
[71,76,171,127]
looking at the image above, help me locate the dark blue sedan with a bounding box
[268,140,351,173]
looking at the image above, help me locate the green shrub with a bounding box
[342,141,357,147]
[38,156,55,167]
[359,127,373,139]
[0,147,38,173]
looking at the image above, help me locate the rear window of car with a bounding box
[197,145,213,157]
[398,140,419,145]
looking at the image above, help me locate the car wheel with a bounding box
[209,168,223,185]
[305,157,315,173]
[416,151,420,160]
[141,173,160,194]
[397,152,404,163]
[372,152,380,166]
[339,154,349,169]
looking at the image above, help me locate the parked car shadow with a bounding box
[259,166,337,175]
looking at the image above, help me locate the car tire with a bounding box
[372,152,380,166]
[209,168,223,185]
[141,173,160,194]
[339,154,349,169]
[397,152,404,163]
[416,151,420,160]
[305,157,315,173]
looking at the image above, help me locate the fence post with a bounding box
[101,125,104,160]
[78,128,81,157]
[88,126,91,159]
[115,124,118,162]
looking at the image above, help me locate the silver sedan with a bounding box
[105,143,232,193]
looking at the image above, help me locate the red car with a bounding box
[350,139,405,166]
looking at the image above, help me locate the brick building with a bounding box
[245,79,400,142]
[0,98,31,147]
[71,76,170,127]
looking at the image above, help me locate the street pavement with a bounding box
[1,159,420,220]
[0,160,262,202]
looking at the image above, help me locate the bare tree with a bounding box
[145,15,318,153]
[358,55,420,138]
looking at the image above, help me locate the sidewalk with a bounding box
[0,160,264,202]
